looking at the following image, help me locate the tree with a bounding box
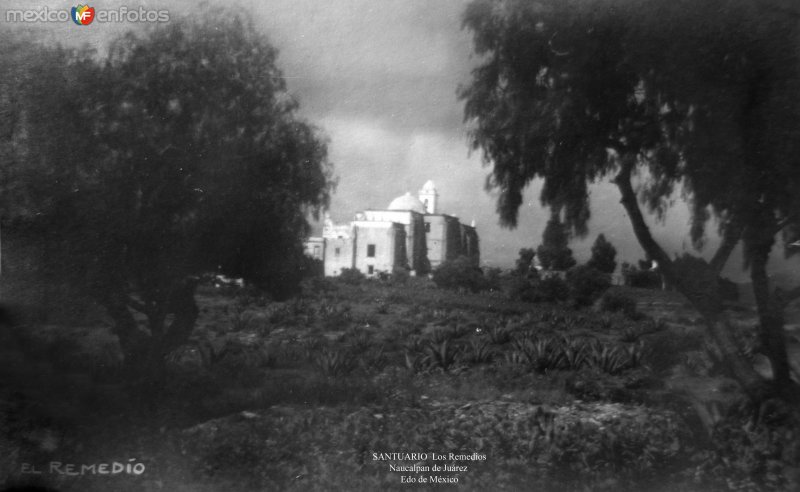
[537,215,576,271]
[588,234,618,274]
[460,0,800,400]
[0,15,334,380]
[515,248,536,275]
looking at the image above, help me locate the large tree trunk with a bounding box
[102,293,154,378]
[102,278,198,384]
[160,279,199,358]
[750,244,792,389]
[614,161,767,401]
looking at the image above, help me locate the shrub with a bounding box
[431,256,487,292]
[600,291,638,318]
[511,275,569,303]
[536,276,570,303]
[303,276,337,295]
[621,262,662,289]
[509,274,536,301]
[483,267,503,291]
[391,266,410,285]
[566,266,611,306]
[337,267,365,285]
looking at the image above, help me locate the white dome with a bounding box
[388,192,426,213]
[421,180,437,192]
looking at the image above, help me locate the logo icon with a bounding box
[71,4,95,25]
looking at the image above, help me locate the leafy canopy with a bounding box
[1,15,335,303]
[459,0,800,259]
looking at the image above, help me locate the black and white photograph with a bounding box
[1,1,800,490]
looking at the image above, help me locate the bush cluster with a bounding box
[622,262,662,289]
[337,267,365,285]
[431,256,488,292]
[565,266,611,306]
[600,291,638,318]
[511,275,570,303]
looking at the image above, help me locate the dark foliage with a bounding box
[432,256,488,293]
[566,266,612,307]
[718,276,740,302]
[537,216,577,271]
[622,262,662,290]
[337,268,366,285]
[459,0,800,392]
[515,248,536,274]
[301,256,325,279]
[587,234,618,274]
[511,275,569,304]
[391,267,410,285]
[0,15,334,377]
[600,291,638,318]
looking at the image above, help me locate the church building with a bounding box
[306,181,479,277]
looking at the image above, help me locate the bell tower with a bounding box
[418,180,438,215]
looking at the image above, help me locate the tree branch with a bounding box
[710,224,741,275]
[126,296,149,315]
[774,213,795,234]
[612,153,676,284]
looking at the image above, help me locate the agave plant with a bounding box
[485,323,512,345]
[596,314,614,331]
[424,340,459,372]
[404,350,427,374]
[560,337,588,370]
[299,337,324,360]
[394,320,421,338]
[344,327,372,353]
[464,338,494,364]
[403,335,425,353]
[513,337,564,373]
[623,340,647,369]
[360,345,389,373]
[619,326,642,343]
[512,329,537,344]
[452,323,475,339]
[504,350,528,366]
[428,327,455,345]
[230,304,252,332]
[589,342,628,374]
[313,348,355,377]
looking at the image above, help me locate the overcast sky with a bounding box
[9,0,799,282]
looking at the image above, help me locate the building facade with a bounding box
[312,181,479,277]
